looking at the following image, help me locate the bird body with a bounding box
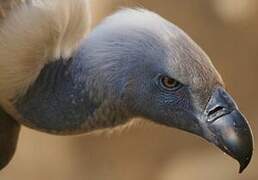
[0,0,253,173]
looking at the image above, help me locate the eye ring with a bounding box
[159,75,181,91]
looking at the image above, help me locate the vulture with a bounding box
[0,0,253,173]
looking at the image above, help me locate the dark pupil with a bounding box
[163,77,176,88]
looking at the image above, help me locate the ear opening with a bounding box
[0,107,20,170]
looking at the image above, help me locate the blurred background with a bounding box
[0,0,258,179]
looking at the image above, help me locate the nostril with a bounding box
[207,106,224,117]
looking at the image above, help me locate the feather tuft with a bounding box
[0,0,91,100]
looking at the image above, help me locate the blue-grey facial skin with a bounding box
[12,9,253,172]
[15,10,218,135]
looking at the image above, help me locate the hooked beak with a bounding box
[200,87,253,173]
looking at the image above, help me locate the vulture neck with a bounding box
[15,39,130,134]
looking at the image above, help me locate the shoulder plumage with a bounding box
[0,0,91,99]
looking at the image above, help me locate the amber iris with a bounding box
[160,76,179,90]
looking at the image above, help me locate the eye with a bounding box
[160,76,180,90]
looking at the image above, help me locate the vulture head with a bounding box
[0,0,253,173]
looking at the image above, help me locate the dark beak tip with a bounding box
[219,143,253,174]
[236,114,254,174]
[238,146,253,173]
[238,151,253,173]
[239,159,250,174]
[206,107,253,173]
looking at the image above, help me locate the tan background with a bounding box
[1,0,258,179]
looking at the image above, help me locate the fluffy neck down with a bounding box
[15,48,130,134]
[0,0,92,130]
[0,0,91,101]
